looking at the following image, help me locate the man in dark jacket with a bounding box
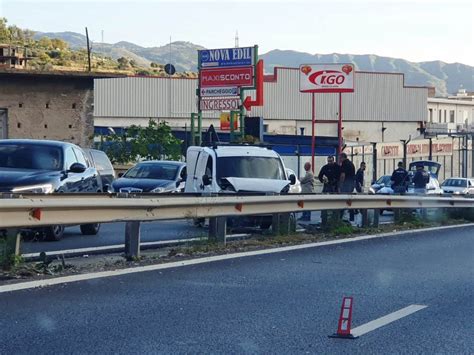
[318,155,340,193]
[339,153,355,193]
[413,164,430,194]
[339,153,356,221]
[391,161,409,194]
[355,162,366,193]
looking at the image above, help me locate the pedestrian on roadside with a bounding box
[413,164,430,194]
[339,153,356,221]
[299,161,314,221]
[318,155,340,193]
[318,155,341,226]
[391,161,409,194]
[355,161,366,193]
[339,153,355,194]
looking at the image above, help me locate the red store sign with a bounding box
[200,66,254,88]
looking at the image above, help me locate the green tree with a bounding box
[103,119,182,164]
[117,56,130,69]
[51,38,68,50]
[0,18,11,42]
[38,37,53,49]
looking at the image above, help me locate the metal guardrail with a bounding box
[0,193,472,229]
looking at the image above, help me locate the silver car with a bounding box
[441,178,474,195]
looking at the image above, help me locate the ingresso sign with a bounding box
[299,63,355,93]
[200,67,254,88]
[200,97,241,111]
[198,46,255,68]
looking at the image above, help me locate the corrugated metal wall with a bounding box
[94,69,427,122]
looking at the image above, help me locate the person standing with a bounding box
[299,162,315,221]
[355,161,366,193]
[391,161,409,194]
[339,153,356,221]
[413,164,430,194]
[318,155,340,193]
[339,153,355,194]
[318,155,340,226]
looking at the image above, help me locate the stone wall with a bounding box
[0,74,94,147]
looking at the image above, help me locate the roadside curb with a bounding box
[2,222,473,294]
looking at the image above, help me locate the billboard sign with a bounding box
[200,67,254,88]
[198,46,255,68]
[299,63,354,93]
[200,86,239,97]
[200,97,241,111]
[220,112,239,130]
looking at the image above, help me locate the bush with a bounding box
[99,119,182,164]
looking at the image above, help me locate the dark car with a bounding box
[111,160,186,193]
[0,139,102,240]
[83,148,116,192]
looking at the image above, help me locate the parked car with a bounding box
[376,161,443,195]
[286,168,301,193]
[0,139,102,240]
[111,160,186,193]
[441,177,474,195]
[368,175,392,194]
[83,148,116,192]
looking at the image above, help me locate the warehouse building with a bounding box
[94,67,429,145]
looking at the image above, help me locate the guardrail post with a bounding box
[124,221,141,260]
[272,213,294,236]
[0,229,21,270]
[360,209,369,227]
[209,216,227,244]
[372,209,380,227]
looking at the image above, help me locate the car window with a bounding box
[216,157,285,180]
[64,147,78,169]
[0,144,62,171]
[73,148,88,167]
[444,179,467,187]
[92,150,113,172]
[124,163,179,180]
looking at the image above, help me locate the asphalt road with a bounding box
[2,225,472,354]
[21,211,395,255]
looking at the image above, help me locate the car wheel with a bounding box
[44,225,65,241]
[80,223,101,235]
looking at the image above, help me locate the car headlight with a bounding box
[151,187,166,193]
[12,183,54,194]
[368,187,375,194]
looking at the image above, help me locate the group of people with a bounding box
[298,154,431,222]
[390,161,430,194]
[299,153,365,221]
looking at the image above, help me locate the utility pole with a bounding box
[85,27,92,72]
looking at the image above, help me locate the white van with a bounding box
[185,144,297,229]
[185,145,296,194]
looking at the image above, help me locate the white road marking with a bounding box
[351,305,428,337]
[2,223,473,294]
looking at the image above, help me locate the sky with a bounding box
[1,0,473,65]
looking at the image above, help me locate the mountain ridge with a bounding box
[34,31,473,96]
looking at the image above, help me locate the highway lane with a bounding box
[21,211,395,255]
[1,224,472,353]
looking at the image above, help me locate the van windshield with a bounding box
[217,157,285,180]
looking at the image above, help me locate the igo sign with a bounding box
[199,46,255,68]
[299,63,354,93]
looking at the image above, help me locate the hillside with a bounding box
[25,30,474,96]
